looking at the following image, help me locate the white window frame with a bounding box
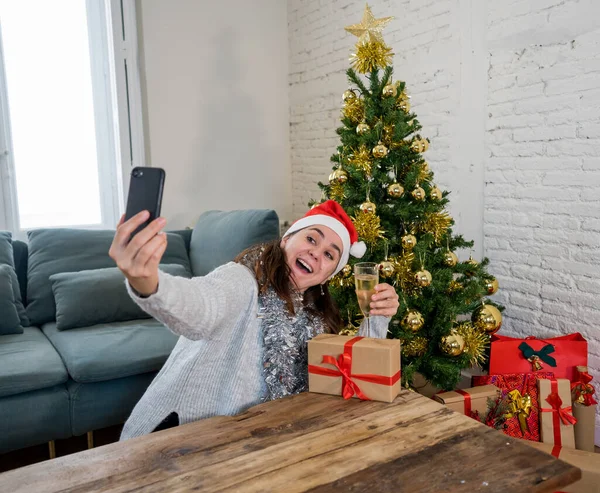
[0,0,145,238]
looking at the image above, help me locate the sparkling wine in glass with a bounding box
[354,262,379,337]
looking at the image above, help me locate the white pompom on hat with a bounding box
[282,200,366,277]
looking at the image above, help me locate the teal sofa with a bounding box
[0,209,279,454]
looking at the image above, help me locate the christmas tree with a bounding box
[313,4,504,390]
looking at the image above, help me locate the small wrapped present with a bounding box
[538,378,577,449]
[433,385,500,418]
[571,366,597,452]
[308,334,401,403]
[519,440,599,493]
[489,333,587,381]
[473,372,554,441]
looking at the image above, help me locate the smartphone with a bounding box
[124,166,166,238]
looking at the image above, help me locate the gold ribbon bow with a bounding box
[504,389,532,435]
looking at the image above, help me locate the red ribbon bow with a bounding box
[570,370,597,406]
[545,392,577,426]
[308,336,400,400]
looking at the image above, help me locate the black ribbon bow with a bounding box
[518,342,557,369]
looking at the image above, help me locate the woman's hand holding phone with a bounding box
[109,210,168,297]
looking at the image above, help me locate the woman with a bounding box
[110,200,399,440]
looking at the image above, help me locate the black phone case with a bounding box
[124,167,165,238]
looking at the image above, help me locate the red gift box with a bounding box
[473,372,555,441]
[489,333,587,382]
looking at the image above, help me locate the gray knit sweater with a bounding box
[120,262,389,440]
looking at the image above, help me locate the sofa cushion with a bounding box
[0,327,68,398]
[0,385,71,454]
[12,239,28,302]
[26,228,192,326]
[42,319,178,383]
[190,209,279,276]
[0,265,21,334]
[50,264,191,330]
[67,373,156,435]
[0,231,15,266]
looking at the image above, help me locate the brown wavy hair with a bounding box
[234,239,342,334]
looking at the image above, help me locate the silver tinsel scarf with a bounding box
[238,246,326,402]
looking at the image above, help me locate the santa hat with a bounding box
[283,200,366,277]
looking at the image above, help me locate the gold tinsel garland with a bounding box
[350,41,394,74]
[447,280,463,294]
[419,211,453,245]
[349,144,372,175]
[402,337,428,358]
[352,210,385,245]
[342,97,364,124]
[329,182,346,203]
[455,322,490,367]
[417,162,431,183]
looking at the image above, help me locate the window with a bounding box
[0,0,144,238]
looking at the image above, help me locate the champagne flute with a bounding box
[354,262,379,338]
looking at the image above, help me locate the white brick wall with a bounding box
[289,0,600,443]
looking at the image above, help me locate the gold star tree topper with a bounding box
[344,4,393,44]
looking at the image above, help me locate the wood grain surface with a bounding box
[0,391,581,492]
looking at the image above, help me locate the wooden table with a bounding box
[0,391,581,492]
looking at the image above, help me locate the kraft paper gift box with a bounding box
[433,385,500,418]
[538,378,576,449]
[308,334,401,403]
[571,365,597,452]
[519,440,598,493]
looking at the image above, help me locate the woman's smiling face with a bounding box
[280,226,343,293]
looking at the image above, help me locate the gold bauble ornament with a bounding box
[472,304,503,334]
[422,139,430,152]
[382,83,397,98]
[379,261,395,278]
[387,182,404,198]
[401,310,424,332]
[402,337,428,358]
[430,187,442,200]
[328,168,348,184]
[443,251,458,267]
[356,122,370,135]
[485,278,499,295]
[342,264,352,277]
[372,141,389,159]
[359,201,376,214]
[401,234,417,250]
[343,89,357,102]
[415,269,432,287]
[466,255,479,267]
[440,332,465,357]
[411,186,426,201]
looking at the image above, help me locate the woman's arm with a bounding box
[126,262,256,340]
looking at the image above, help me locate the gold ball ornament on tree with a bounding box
[387,182,404,198]
[485,278,499,295]
[411,186,426,201]
[440,332,465,357]
[359,201,377,214]
[401,310,424,333]
[382,83,397,98]
[443,251,458,267]
[415,269,432,287]
[472,304,503,334]
[401,234,417,250]
[379,261,395,278]
[430,186,442,200]
[356,122,370,135]
[343,89,357,102]
[328,168,348,184]
[372,141,389,159]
